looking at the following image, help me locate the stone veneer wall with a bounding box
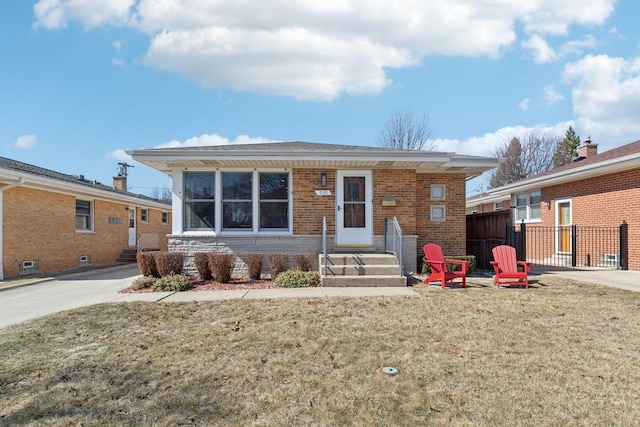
[168,234,418,278]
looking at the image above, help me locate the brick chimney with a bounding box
[577,136,598,159]
[113,175,127,192]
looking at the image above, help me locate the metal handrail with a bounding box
[322,217,328,277]
[384,217,404,276]
[137,233,159,253]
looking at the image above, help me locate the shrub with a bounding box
[151,274,192,292]
[136,252,159,278]
[419,255,476,275]
[244,253,263,280]
[194,252,213,281]
[275,270,320,288]
[154,252,185,277]
[208,253,236,283]
[266,253,289,279]
[130,275,157,290]
[294,253,314,272]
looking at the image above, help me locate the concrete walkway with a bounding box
[2,263,640,330]
[0,264,417,329]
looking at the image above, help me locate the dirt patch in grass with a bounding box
[2,276,640,426]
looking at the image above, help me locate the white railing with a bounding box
[384,217,404,276]
[322,216,328,277]
[137,233,160,253]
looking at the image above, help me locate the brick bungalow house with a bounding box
[128,142,499,281]
[0,157,171,280]
[473,138,640,271]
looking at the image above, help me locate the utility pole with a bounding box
[117,162,134,178]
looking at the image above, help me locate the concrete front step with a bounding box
[319,253,406,287]
[116,249,138,263]
[321,275,407,287]
[324,264,401,276]
[320,253,400,266]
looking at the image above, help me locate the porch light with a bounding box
[545,201,551,210]
[320,172,327,187]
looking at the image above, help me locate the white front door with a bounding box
[128,207,136,246]
[336,170,373,246]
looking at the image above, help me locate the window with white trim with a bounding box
[141,208,149,223]
[515,190,541,221]
[259,172,289,230]
[75,199,93,231]
[184,172,215,230]
[222,172,253,230]
[183,170,290,233]
[162,212,168,225]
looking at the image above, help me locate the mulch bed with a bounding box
[120,277,274,293]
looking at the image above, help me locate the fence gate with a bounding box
[506,221,628,270]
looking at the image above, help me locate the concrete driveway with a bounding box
[0,264,141,329]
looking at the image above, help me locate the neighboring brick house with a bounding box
[0,157,171,280]
[128,142,499,275]
[479,138,640,271]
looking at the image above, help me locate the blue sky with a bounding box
[2,0,640,197]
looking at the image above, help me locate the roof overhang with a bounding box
[0,169,170,209]
[127,146,500,178]
[487,153,640,197]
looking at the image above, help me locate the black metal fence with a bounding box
[506,221,628,270]
[467,221,629,271]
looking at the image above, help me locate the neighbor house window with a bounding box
[430,205,446,222]
[431,184,446,200]
[495,202,503,210]
[259,172,289,230]
[515,190,541,221]
[184,172,215,230]
[140,209,149,223]
[222,172,253,230]
[75,199,92,231]
[161,212,168,225]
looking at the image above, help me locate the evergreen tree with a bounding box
[553,126,581,167]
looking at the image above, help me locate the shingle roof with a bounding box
[486,139,640,195]
[0,156,168,205]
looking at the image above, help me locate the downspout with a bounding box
[0,178,26,280]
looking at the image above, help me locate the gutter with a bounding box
[0,177,26,280]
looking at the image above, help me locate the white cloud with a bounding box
[33,0,135,30]
[522,34,557,63]
[32,0,617,100]
[13,134,37,149]
[519,98,530,111]
[543,85,564,105]
[155,133,277,149]
[563,54,640,142]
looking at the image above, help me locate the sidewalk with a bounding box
[116,286,419,303]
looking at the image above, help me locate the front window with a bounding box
[182,170,290,234]
[184,172,215,230]
[75,200,92,231]
[259,172,289,229]
[222,172,253,229]
[515,191,541,221]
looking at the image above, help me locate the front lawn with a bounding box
[1,276,639,426]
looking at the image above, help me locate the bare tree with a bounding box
[489,132,561,188]
[376,105,435,150]
[151,186,172,203]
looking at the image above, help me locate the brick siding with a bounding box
[2,185,171,279]
[540,168,640,270]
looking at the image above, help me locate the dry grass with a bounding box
[2,276,640,426]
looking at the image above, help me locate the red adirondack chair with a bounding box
[491,245,531,289]
[422,243,468,289]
